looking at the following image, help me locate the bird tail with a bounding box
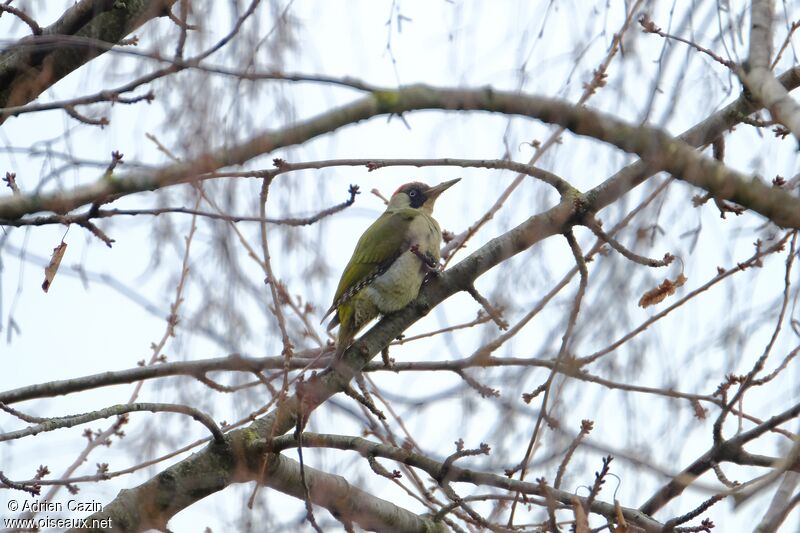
[320,304,337,326]
[333,323,354,363]
[334,337,352,362]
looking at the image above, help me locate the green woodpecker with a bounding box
[322,178,460,359]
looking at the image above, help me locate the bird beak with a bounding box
[425,178,461,200]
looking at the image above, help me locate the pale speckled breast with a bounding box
[364,213,441,313]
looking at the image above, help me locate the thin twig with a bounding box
[580,233,792,366]
[771,20,800,70]
[259,176,294,360]
[0,402,45,423]
[393,311,492,344]
[0,402,224,443]
[585,456,614,513]
[0,4,41,34]
[508,228,589,523]
[586,217,674,267]
[465,285,508,329]
[713,231,797,443]
[554,419,594,489]
[267,433,665,532]
[26,188,203,510]
[0,187,358,228]
[437,439,491,483]
[663,493,725,530]
[0,471,40,496]
[63,105,108,127]
[173,0,190,59]
[639,14,735,68]
[342,380,386,420]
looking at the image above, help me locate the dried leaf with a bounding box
[612,499,628,532]
[638,274,687,308]
[572,495,589,533]
[42,242,67,293]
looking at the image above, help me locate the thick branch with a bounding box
[266,433,664,532]
[0,353,305,404]
[263,452,444,532]
[3,72,800,226]
[0,350,719,407]
[0,0,174,116]
[740,1,800,141]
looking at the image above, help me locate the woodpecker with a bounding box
[322,178,460,360]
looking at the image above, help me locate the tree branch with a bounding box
[740,1,800,141]
[3,72,800,227]
[0,0,176,116]
[0,402,224,444]
[639,399,800,515]
[265,433,664,532]
[262,451,444,533]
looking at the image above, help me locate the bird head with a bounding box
[387,178,461,213]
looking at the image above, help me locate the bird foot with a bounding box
[409,244,441,272]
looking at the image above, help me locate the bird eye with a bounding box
[409,190,417,197]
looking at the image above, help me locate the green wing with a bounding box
[323,209,417,322]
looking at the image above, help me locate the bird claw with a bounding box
[423,269,441,285]
[409,244,441,272]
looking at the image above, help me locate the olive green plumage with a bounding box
[322,179,460,359]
